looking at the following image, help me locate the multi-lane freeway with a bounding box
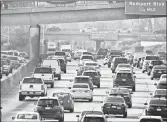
[1,60,157,122]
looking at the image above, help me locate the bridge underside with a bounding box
[2,7,165,26]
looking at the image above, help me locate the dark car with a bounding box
[101,96,127,118]
[57,58,66,73]
[111,57,128,73]
[107,88,133,108]
[82,70,100,88]
[150,65,166,80]
[113,70,136,92]
[154,80,167,89]
[147,60,164,75]
[144,98,167,119]
[34,97,64,121]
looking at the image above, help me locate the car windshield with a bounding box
[150,100,166,105]
[83,117,105,122]
[140,119,162,122]
[81,111,103,116]
[62,49,70,52]
[55,52,65,56]
[7,56,18,60]
[116,73,132,78]
[110,89,129,94]
[118,65,130,68]
[73,84,88,88]
[83,72,98,76]
[37,99,58,106]
[151,61,163,65]
[1,52,8,54]
[81,56,93,60]
[34,68,52,73]
[23,78,43,84]
[105,97,124,103]
[17,114,38,119]
[74,77,89,83]
[85,63,98,66]
[145,56,159,60]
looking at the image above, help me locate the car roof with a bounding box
[111,87,129,90]
[73,83,89,86]
[75,76,90,78]
[150,97,166,101]
[139,116,162,119]
[38,96,59,100]
[83,70,97,73]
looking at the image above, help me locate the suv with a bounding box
[113,70,136,92]
[19,77,47,101]
[147,60,164,75]
[101,96,127,118]
[144,98,167,119]
[106,87,133,108]
[1,60,12,76]
[154,80,167,89]
[34,97,64,121]
[82,70,100,88]
[150,65,166,80]
[79,55,94,66]
[111,57,128,73]
[33,67,54,88]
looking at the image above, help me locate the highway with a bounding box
[1,60,157,122]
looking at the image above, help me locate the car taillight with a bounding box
[41,85,44,90]
[20,85,22,90]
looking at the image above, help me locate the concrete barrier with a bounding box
[1,58,39,95]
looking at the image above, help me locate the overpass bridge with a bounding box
[1,1,166,59]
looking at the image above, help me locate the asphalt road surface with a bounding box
[1,60,158,122]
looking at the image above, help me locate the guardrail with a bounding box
[1,58,39,95]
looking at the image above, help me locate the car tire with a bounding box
[89,97,93,102]
[6,73,9,76]
[128,103,132,108]
[123,111,127,118]
[112,70,114,73]
[51,83,54,88]
[19,94,25,101]
[147,72,150,76]
[64,70,66,73]
[69,60,71,62]
[97,84,100,88]
[151,77,153,80]
[59,116,64,122]
[142,70,145,73]
[69,108,74,113]
[132,86,136,92]
[58,77,61,80]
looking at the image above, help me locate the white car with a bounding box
[65,52,72,62]
[115,63,133,73]
[139,116,163,122]
[80,27,97,33]
[12,112,42,122]
[79,55,94,66]
[19,77,47,101]
[32,66,55,88]
[159,74,167,81]
[84,61,101,74]
[69,83,93,102]
[77,114,107,122]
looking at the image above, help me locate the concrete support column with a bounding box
[29,24,41,60]
[95,40,102,51]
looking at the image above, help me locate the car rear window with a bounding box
[145,56,159,60]
[83,72,98,76]
[17,114,38,119]
[161,75,167,78]
[81,56,93,60]
[115,58,127,63]
[55,52,65,56]
[23,78,43,84]
[7,56,18,60]
[116,73,132,78]
[153,66,166,70]
[140,119,161,122]
[34,68,52,73]
[83,117,105,122]
[118,64,130,68]
[85,63,98,66]
[150,100,166,105]
[73,84,88,88]
[151,61,163,65]
[37,99,59,106]
[105,97,124,103]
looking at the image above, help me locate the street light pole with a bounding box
[7,26,9,44]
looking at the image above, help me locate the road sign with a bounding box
[125,1,166,15]
[138,34,165,41]
[90,31,106,40]
[104,31,117,41]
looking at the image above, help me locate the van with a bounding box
[111,57,128,73]
[41,59,61,80]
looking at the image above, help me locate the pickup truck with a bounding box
[32,66,54,88]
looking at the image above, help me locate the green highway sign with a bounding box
[125,1,166,15]
[138,34,165,41]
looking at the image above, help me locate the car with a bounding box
[111,57,128,73]
[115,63,133,73]
[79,55,94,66]
[76,110,104,122]
[154,80,167,89]
[1,60,12,76]
[150,89,167,98]
[74,50,87,60]
[52,92,74,113]
[82,70,101,88]
[83,61,101,74]
[69,83,93,102]
[77,114,107,122]
[55,51,67,63]
[42,59,61,80]
[12,112,42,121]
[82,52,92,56]
[113,70,136,92]
[76,66,97,76]
[106,87,133,108]
[142,55,159,73]
[7,56,21,69]
[32,66,54,88]
[70,76,94,91]
[150,65,166,80]
[159,74,167,81]
[107,55,121,68]
[80,27,97,33]
[139,116,163,122]
[19,77,47,101]
[101,96,127,117]
[147,60,164,75]
[52,57,67,73]
[65,52,72,62]
[144,98,167,119]
[34,97,64,121]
